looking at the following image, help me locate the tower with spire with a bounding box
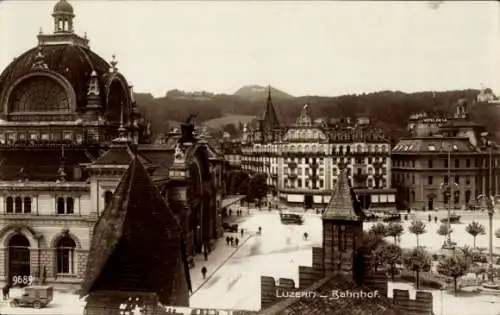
[261,85,280,142]
[322,169,363,277]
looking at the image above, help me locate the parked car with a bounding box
[280,212,303,225]
[363,210,379,221]
[382,211,401,222]
[222,222,238,232]
[10,285,53,309]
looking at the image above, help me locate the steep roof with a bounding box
[91,140,151,167]
[323,169,360,221]
[262,87,280,130]
[80,157,191,304]
[259,274,402,315]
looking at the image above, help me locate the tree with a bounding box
[408,220,426,247]
[386,222,404,245]
[247,173,268,203]
[377,244,402,280]
[369,223,387,239]
[457,245,474,265]
[465,221,486,248]
[437,252,469,295]
[437,224,452,243]
[402,247,432,289]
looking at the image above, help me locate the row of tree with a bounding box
[225,170,268,202]
[367,220,497,295]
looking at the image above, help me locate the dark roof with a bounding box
[138,145,175,179]
[259,274,402,315]
[0,147,95,181]
[262,88,280,130]
[323,169,360,221]
[53,0,74,14]
[0,44,115,110]
[92,141,151,166]
[393,137,476,153]
[80,158,191,304]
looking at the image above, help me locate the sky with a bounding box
[0,1,499,98]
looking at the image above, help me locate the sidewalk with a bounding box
[189,232,252,296]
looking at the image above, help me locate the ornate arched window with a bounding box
[6,197,13,213]
[15,196,22,213]
[57,236,76,274]
[24,197,31,213]
[9,76,70,113]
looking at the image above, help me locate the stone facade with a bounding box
[228,96,396,211]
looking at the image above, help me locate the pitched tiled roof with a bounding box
[259,275,402,315]
[393,137,476,153]
[323,169,359,221]
[138,145,175,179]
[92,141,151,166]
[80,158,191,304]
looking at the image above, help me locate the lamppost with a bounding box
[477,135,500,290]
[440,144,458,252]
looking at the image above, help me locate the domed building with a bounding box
[0,0,224,295]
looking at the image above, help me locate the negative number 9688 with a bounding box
[12,276,32,286]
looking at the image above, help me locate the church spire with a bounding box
[262,85,280,131]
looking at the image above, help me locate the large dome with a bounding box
[0,44,129,116]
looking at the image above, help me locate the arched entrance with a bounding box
[8,234,30,285]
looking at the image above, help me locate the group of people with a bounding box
[225,235,240,247]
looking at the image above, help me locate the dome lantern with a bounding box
[52,0,75,33]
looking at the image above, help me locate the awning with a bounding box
[221,195,246,208]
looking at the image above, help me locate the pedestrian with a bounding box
[428,214,431,222]
[235,237,239,246]
[258,226,262,235]
[303,232,309,240]
[434,216,438,223]
[201,266,207,280]
[240,228,244,237]
[204,251,208,261]
[2,283,10,300]
[230,236,234,246]
[226,236,230,246]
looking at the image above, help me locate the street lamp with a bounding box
[477,134,500,290]
[440,143,458,252]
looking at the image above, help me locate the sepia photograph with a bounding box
[0,0,499,314]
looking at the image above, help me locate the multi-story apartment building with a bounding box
[236,90,396,210]
[392,99,499,210]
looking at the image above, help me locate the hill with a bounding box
[133,88,500,141]
[202,114,259,129]
[234,85,293,102]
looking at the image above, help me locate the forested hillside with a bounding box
[134,88,500,141]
